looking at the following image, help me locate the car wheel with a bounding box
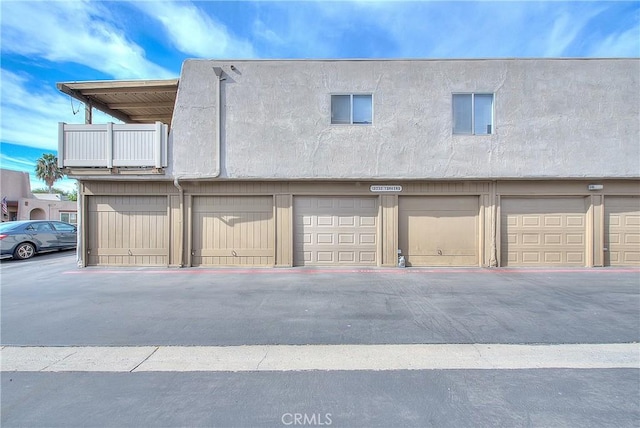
[14,243,35,260]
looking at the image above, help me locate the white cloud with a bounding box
[542,5,604,57]
[0,69,118,151]
[283,1,635,60]
[0,152,37,170]
[1,70,73,150]
[1,0,174,79]
[589,27,640,57]
[251,2,377,58]
[131,1,255,58]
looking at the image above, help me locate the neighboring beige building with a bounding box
[57,59,640,268]
[0,168,77,223]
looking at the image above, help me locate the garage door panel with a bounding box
[566,216,585,227]
[87,195,168,266]
[501,197,587,267]
[360,233,376,244]
[294,197,378,266]
[605,196,640,266]
[626,234,640,244]
[399,196,479,267]
[566,252,585,263]
[192,196,274,266]
[337,234,352,244]
[339,216,355,226]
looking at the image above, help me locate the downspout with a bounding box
[173,67,224,181]
[212,66,224,178]
[171,67,225,267]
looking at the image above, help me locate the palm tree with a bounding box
[35,153,64,194]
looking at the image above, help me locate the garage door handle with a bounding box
[232,250,238,257]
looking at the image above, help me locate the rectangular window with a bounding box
[452,93,494,135]
[331,94,372,124]
[60,212,77,224]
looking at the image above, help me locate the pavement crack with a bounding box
[130,346,159,373]
[40,350,78,372]
[256,346,270,370]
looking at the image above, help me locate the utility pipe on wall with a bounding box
[171,67,226,267]
[171,66,224,180]
[212,66,224,178]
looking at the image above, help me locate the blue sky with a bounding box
[1,0,638,192]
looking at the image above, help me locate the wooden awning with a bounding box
[57,79,179,126]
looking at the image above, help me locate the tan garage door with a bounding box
[501,197,587,267]
[87,195,168,266]
[605,196,640,266]
[192,196,274,266]
[399,196,479,266]
[294,197,378,266]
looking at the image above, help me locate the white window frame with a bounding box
[60,212,77,225]
[331,93,373,125]
[452,93,495,135]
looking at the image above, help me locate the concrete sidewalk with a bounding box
[3,343,638,372]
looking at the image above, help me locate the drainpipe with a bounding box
[173,177,185,268]
[212,66,224,178]
[171,67,225,267]
[174,66,224,180]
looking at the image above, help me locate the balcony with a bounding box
[58,122,168,172]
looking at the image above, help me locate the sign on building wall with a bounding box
[370,185,402,193]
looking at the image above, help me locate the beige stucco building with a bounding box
[0,168,77,223]
[57,59,640,268]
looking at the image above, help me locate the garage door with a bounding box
[501,197,587,267]
[399,196,479,266]
[605,196,640,266]
[192,196,274,266]
[87,196,168,266]
[294,197,378,266]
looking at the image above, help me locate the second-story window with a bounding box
[453,93,494,135]
[331,94,372,125]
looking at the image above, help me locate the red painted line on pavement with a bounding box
[62,267,640,275]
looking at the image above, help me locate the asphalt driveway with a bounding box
[2,252,639,347]
[2,252,640,427]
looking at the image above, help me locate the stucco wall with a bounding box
[17,198,77,222]
[0,169,32,200]
[170,59,639,180]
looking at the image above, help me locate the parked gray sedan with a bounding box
[0,220,77,260]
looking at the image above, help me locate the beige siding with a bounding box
[399,196,479,266]
[169,195,183,267]
[605,196,640,266]
[76,179,640,269]
[501,197,588,267]
[294,197,378,266]
[380,194,398,266]
[191,196,275,266]
[83,181,176,195]
[275,194,293,267]
[86,195,168,266]
[591,195,605,267]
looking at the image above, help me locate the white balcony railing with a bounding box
[58,122,168,169]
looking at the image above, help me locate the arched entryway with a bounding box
[29,208,46,220]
